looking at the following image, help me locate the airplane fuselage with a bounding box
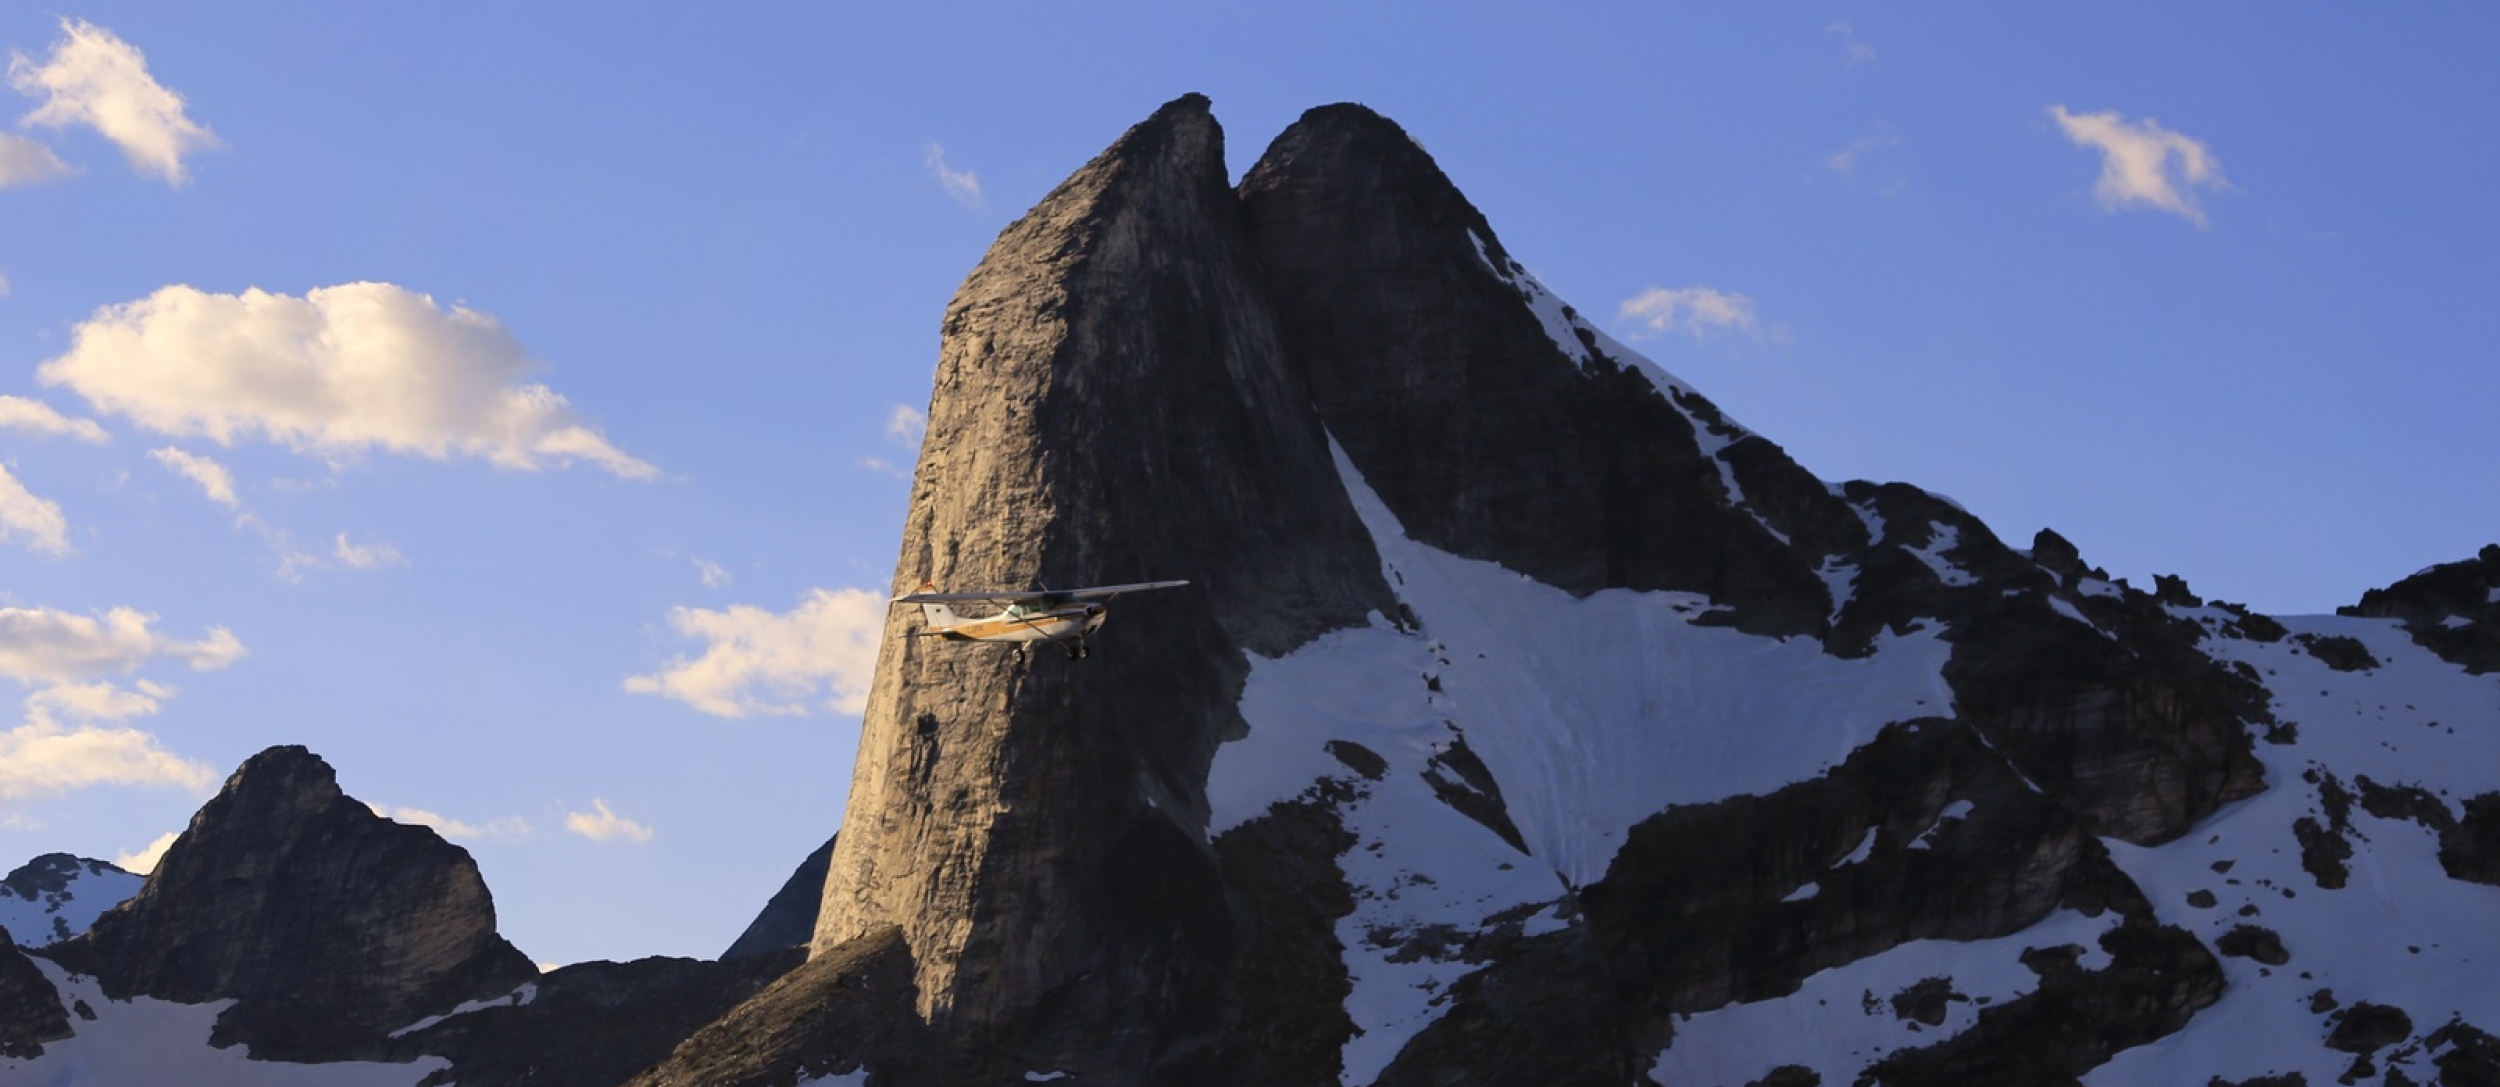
[928,603,1107,643]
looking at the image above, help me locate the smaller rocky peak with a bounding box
[2341,543,2500,674]
[1,853,140,948]
[2030,528,2105,585]
[723,835,835,961]
[64,743,537,1062]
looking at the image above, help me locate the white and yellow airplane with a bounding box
[894,579,1189,659]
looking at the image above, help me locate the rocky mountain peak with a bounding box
[808,91,1389,1071]
[1241,103,1839,637]
[60,743,536,1061]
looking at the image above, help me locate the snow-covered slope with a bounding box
[0,856,140,948]
[1207,352,2500,1084]
[0,957,446,1085]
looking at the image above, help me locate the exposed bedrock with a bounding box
[55,745,537,1062]
[0,932,71,1059]
[1239,103,1843,638]
[2342,542,2500,674]
[809,92,1392,1077]
[1371,720,2221,1085]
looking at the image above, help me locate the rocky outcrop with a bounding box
[721,835,834,961]
[0,931,71,1059]
[2341,543,2500,673]
[57,745,537,1062]
[811,92,1393,1076]
[389,951,804,1087]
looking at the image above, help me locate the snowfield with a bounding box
[0,958,447,1086]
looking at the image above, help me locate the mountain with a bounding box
[635,96,2498,1087]
[0,855,140,949]
[4,96,2492,1086]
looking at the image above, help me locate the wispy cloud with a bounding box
[331,533,404,570]
[923,143,983,208]
[1616,286,1761,340]
[625,587,885,717]
[381,805,532,843]
[2047,106,2230,227]
[884,405,927,448]
[148,446,237,507]
[0,396,108,443]
[1826,20,1876,67]
[0,131,73,188]
[8,19,219,185]
[693,558,731,589]
[1825,123,1901,180]
[41,282,655,478]
[0,464,71,556]
[564,798,653,844]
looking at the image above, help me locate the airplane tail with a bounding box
[914,581,963,629]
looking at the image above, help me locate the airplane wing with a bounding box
[892,580,1188,605]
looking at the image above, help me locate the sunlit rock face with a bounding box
[62,744,537,1062]
[807,92,1391,1077]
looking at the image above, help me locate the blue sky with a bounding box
[1,3,2493,964]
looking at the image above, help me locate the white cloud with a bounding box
[0,396,109,443]
[0,620,231,814]
[2,682,215,810]
[39,282,656,478]
[624,587,885,717]
[147,446,237,507]
[24,679,165,726]
[1827,20,1876,67]
[383,805,531,843]
[8,19,219,185]
[0,131,73,188]
[693,558,731,589]
[2048,105,2229,227]
[0,605,243,685]
[1617,286,1761,340]
[0,464,71,556]
[564,798,652,844]
[113,829,179,874]
[923,143,982,208]
[332,533,404,570]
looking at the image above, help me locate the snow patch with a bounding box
[1782,882,1822,904]
[387,981,539,1038]
[1904,525,1977,588]
[1907,800,1975,851]
[1833,827,1879,868]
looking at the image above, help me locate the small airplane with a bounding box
[894,579,1189,660]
